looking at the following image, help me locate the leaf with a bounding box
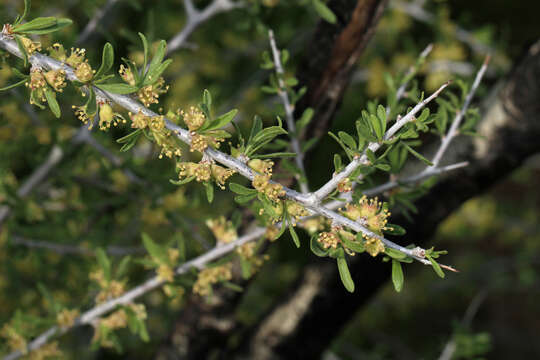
[252,152,296,159]
[12,17,56,33]
[338,131,357,151]
[170,176,195,186]
[312,0,337,24]
[95,248,112,282]
[223,281,244,292]
[142,233,168,264]
[341,235,365,253]
[0,78,28,91]
[234,194,257,204]
[85,87,97,116]
[94,43,114,80]
[248,115,263,144]
[377,104,387,134]
[44,88,60,118]
[144,39,167,83]
[426,254,445,278]
[229,183,257,195]
[288,223,300,248]
[14,35,28,68]
[96,83,139,94]
[115,256,131,278]
[403,143,433,166]
[391,260,404,292]
[310,235,329,257]
[200,109,237,132]
[144,59,172,86]
[384,224,406,236]
[116,129,142,143]
[296,108,314,131]
[25,18,72,34]
[204,182,214,203]
[138,32,149,72]
[337,257,355,292]
[17,0,31,25]
[370,114,384,141]
[203,89,212,110]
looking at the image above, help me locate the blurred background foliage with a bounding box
[1,0,539,358]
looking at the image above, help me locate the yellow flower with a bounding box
[19,36,41,54]
[318,231,340,249]
[137,77,169,106]
[180,106,206,131]
[75,61,94,82]
[206,216,237,244]
[57,308,79,329]
[44,69,66,92]
[119,64,135,85]
[193,263,233,296]
[66,47,86,68]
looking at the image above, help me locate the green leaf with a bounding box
[0,78,28,91]
[312,0,337,24]
[248,115,263,144]
[253,152,296,159]
[391,260,404,292]
[403,143,433,166]
[338,131,357,151]
[333,154,343,172]
[310,235,329,257]
[203,89,212,110]
[96,83,139,94]
[12,17,56,32]
[144,39,167,83]
[25,18,72,34]
[95,248,112,282]
[117,129,142,143]
[377,104,387,134]
[85,87,97,116]
[200,109,237,132]
[234,194,257,204]
[14,35,28,68]
[115,256,131,278]
[138,32,149,72]
[170,176,195,186]
[341,235,365,253]
[44,88,60,118]
[204,182,214,203]
[17,0,31,25]
[370,114,384,141]
[385,247,408,261]
[142,233,168,264]
[337,256,355,292]
[144,59,172,86]
[384,224,406,236]
[288,223,300,248]
[223,281,244,292]
[426,254,445,278]
[94,43,114,80]
[229,183,257,195]
[296,108,314,131]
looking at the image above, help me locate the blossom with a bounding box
[180,106,206,131]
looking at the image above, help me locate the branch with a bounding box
[268,29,309,193]
[308,81,450,204]
[75,0,121,46]
[391,0,495,55]
[10,235,145,256]
[166,0,243,55]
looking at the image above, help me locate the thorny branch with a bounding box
[268,29,309,193]
[0,18,491,360]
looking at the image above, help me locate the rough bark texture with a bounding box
[295,0,389,141]
[232,39,540,360]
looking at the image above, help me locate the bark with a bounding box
[295,0,389,141]
[233,39,540,359]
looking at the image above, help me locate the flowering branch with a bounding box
[268,29,309,193]
[307,81,450,205]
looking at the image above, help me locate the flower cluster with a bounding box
[318,230,340,249]
[337,178,352,193]
[252,175,285,202]
[206,216,238,244]
[300,216,328,235]
[177,161,235,188]
[98,102,126,131]
[129,112,182,158]
[341,196,391,257]
[286,201,310,224]
[20,36,41,54]
[0,324,27,354]
[49,46,94,83]
[57,308,79,329]
[192,263,233,296]
[92,309,128,347]
[89,269,126,304]
[190,132,225,153]
[44,69,67,92]
[138,77,169,107]
[180,106,207,131]
[25,68,47,105]
[119,64,135,85]
[156,248,181,282]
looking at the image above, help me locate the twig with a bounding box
[308,81,450,205]
[75,0,121,46]
[268,29,309,193]
[166,0,243,55]
[427,56,490,170]
[10,235,145,256]
[391,0,494,55]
